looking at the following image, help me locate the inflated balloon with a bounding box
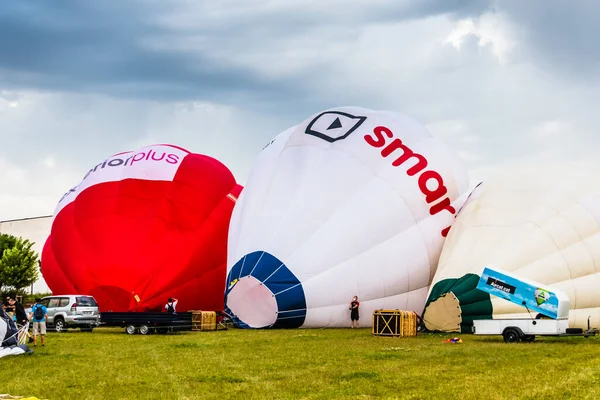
[423,166,600,332]
[42,144,242,312]
[225,107,470,328]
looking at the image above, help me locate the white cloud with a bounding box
[0,156,81,220]
[531,120,572,138]
[0,95,19,112]
[444,12,517,64]
[40,156,57,169]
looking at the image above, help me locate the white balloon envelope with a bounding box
[424,165,600,332]
[225,107,470,328]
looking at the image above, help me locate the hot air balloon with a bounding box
[423,166,600,333]
[42,144,242,313]
[224,107,470,328]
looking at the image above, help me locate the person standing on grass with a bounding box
[350,295,360,328]
[8,297,32,342]
[29,298,47,347]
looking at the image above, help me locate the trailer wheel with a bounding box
[126,325,136,335]
[503,328,521,343]
[139,325,150,335]
[521,335,535,342]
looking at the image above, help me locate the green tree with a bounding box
[0,233,17,259]
[0,234,39,292]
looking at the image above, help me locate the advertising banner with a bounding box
[476,266,569,319]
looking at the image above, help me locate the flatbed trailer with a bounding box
[100,311,193,335]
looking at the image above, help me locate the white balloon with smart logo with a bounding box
[225,107,470,328]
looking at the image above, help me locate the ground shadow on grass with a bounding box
[173,342,212,349]
[336,371,380,381]
[195,375,245,383]
[365,346,420,360]
[475,336,597,345]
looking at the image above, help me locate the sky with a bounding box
[1,0,600,221]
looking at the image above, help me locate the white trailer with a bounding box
[471,266,597,342]
[472,318,595,343]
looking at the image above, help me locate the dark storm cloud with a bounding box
[192,0,490,33]
[0,0,491,107]
[0,1,291,103]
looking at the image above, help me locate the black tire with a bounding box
[126,324,136,335]
[503,328,521,343]
[521,335,535,342]
[54,317,66,333]
[139,325,149,335]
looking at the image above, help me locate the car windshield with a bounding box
[76,297,98,307]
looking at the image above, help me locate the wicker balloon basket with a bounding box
[191,310,217,331]
[372,310,418,337]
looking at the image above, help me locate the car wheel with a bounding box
[139,325,149,335]
[503,328,521,343]
[54,318,66,333]
[126,325,136,335]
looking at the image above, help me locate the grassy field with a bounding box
[5,327,600,400]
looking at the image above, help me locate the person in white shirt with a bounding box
[165,297,178,313]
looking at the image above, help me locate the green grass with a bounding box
[6,328,600,400]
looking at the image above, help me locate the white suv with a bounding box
[39,295,100,332]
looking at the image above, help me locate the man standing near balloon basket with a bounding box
[349,296,360,328]
[165,297,178,313]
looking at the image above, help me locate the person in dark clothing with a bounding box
[8,297,32,343]
[349,295,360,328]
[8,297,28,326]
